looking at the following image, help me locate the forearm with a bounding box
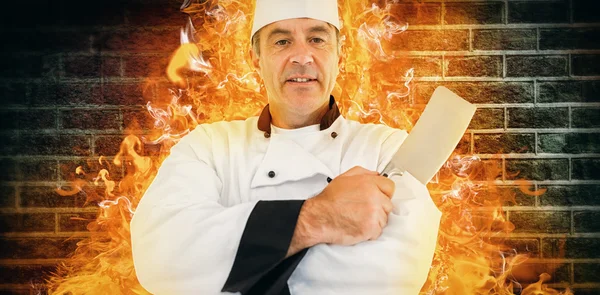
[285,198,322,257]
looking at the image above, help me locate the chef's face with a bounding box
[251,18,341,126]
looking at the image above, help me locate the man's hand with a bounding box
[286,166,395,257]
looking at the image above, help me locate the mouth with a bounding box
[286,77,318,84]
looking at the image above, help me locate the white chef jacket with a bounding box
[130,101,441,295]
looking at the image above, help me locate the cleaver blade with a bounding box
[383,86,476,185]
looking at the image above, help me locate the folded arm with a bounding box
[130,128,316,295]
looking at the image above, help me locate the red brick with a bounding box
[473,29,537,51]
[0,237,81,259]
[0,186,15,208]
[101,83,150,106]
[0,289,31,295]
[405,56,442,77]
[507,107,569,129]
[94,135,126,156]
[543,238,600,259]
[0,213,55,233]
[572,158,600,180]
[101,56,122,77]
[508,0,569,24]
[444,2,504,25]
[574,263,600,283]
[572,108,600,128]
[125,2,184,26]
[389,3,441,25]
[498,186,537,207]
[18,160,58,182]
[574,211,600,233]
[59,212,99,232]
[474,133,535,154]
[20,134,91,156]
[63,55,101,78]
[538,81,600,103]
[491,238,540,257]
[506,159,569,181]
[59,159,124,183]
[391,30,469,51]
[30,82,102,106]
[63,55,122,78]
[540,28,600,50]
[469,108,504,129]
[572,289,600,295]
[92,28,180,53]
[60,109,121,130]
[0,265,57,284]
[454,133,471,154]
[445,55,502,77]
[415,82,534,104]
[538,133,600,154]
[539,185,600,206]
[506,55,568,77]
[20,186,94,208]
[465,159,503,181]
[123,54,170,78]
[510,211,571,233]
[510,263,570,284]
[19,109,57,130]
[123,109,155,130]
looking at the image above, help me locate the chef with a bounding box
[130,0,441,294]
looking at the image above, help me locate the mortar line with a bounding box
[536,27,540,51]
[55,212,59,234]
[504,0,509,25]
[569,0,574,24]
[468,28,473,52]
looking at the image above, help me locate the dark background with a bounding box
[0,0,599,294]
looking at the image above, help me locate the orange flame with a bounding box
[46,1,570,294]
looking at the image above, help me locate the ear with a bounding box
[250,49,260,72]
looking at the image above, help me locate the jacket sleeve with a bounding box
[130,127,305,295]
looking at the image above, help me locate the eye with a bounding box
[275,39,290,46]
[311,38,325,44]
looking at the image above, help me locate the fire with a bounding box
[46,1,571,294]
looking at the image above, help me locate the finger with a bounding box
[372,176,396,198]
[370,217,385,240]
[342,166,378,177]
[381,197,393,215]
[380,211,388,227]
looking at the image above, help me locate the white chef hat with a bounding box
[251,0,341,39]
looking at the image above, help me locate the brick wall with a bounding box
[0,0,182,293]
[402,0,600,293]
[0,0,598,294]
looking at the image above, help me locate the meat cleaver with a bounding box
[383,86,476,185]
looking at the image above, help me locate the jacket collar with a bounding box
[257,95,341,136]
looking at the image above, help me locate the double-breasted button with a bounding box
[330,132,338,138]
[264,132,271,138]
[326,177,332,183]
[268,171,276,178]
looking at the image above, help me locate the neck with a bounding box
[270,101,330,129]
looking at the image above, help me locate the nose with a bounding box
[289,42,314,65]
